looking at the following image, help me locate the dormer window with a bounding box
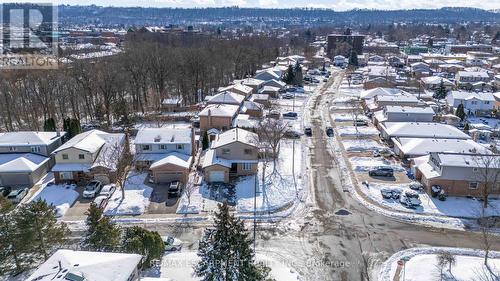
[31,146,41,153]
[9,146,17,152]
[142,145,151,151]
[160,144,167,150]
[177,144,184,150]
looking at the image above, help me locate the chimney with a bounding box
[208,109,212,128]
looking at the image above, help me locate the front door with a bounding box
[230,163,237,173]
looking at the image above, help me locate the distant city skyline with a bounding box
[3,0,500,10]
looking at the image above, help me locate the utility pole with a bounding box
[253,172,257,251]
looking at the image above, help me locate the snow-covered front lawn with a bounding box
[349,156,405,172]
[362,182,500,219]
[143,251,301,281]
[29,182,79,217]
[343,139,383,152]
[337,126,379,137]
[104,172,153,216]
[332,113,369,122]
[378,247,500,281]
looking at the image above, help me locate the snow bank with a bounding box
[349,157,405,172]
[378,247,500,281]
[104,172,153,216]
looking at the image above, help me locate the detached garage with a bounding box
[149,153,192,184]
[202,150,231,183]
[0,153,50,187]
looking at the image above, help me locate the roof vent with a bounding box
[170,135,175,142]
[154,135,161,142]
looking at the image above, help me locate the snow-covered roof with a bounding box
[150,152,192,169]
[435,153,500,168]
[254,69,281,81]
[0,153,49,173]
[360,87,406,99]
[457,71,490,78]
[135,128,192,145]
[162,97,182,105]
[447,91,495,102]
[52,163,92,172]
[241,101,263,112]
[241,78,266,87]
[420,76,454,86]
[0,131,65,147]
[250,94,269,101]
[258,85,280,93]
[219,84,253,95]
[384,106,434,115]
[26,249,142,281]
[233,114,259,129]
[199,104,239,117]
[376,95,419,103]
[207,91,245,105]
[394,138,489,157]
[53,130,109,154]
[211,128,257,149]
[202,149,232,168]
[381,122,471,140]
[91,133,126,171]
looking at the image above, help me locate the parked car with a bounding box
[368,167,394,177]
[409,182,423,191]
[286,87,296,92]
[0,186,11,197]
[282,93,294,99]
[353,119,368,126]
[373,148,393,157]
[162,236,183,251]
[282,112,298,119]
[323,78,328,82]
[6,188,28,203]
[380,188,402,200]
[285,130,302,139]
[325,127,334,137]
[380,188,393,199]
[431,185,442,197]
[93,195,109,209]
[99,184,117,198]
[168,181,181,198]
[400,194,422,208]
[404,190,419,199]
[83,180,103,199]
[304,127,312,136]
[268,110,280,119]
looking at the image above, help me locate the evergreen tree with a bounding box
[282,65,295,85]
[455,103,466,121]
[43,118,56,132]
[194,202,273,281]
[64,118,82,138]
[433,80,447,100]
[293,62,303,85]
[83,204,121,251]
[15,200,69,261]
[122,226,165,268]
[463,122,470,133]
[348,50,359,69]
[202,131,209,150]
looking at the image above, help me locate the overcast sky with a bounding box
[4,0,500,10]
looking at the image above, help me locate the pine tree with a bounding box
[293,62,303,85]
[202,131,209,150]
[15,200,69,261]
[456,103,466,121]
[433,80,447,100]
[122,226,165,268]
[282,65,295,85]
[194,202,273,281]
[463,122,470,133]
[348,50,358,69]
[43,118,56,132]
[83,204,121,251]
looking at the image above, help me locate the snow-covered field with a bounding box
[29,182,79,217]
[104,172,153,216]
[378,247,500,281]
[337,126,379,137]
[362,182,500,219]
[342,139,383,152]
[143,251,301,281]
[349,156,405,172]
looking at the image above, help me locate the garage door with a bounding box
[94,174,110,185]
[208,171,225,182]
[155,172,183,184]
[0,173,31,186]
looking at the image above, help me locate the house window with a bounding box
[471,101,478,105]
[60,172,73,180]
[160,144,167,150]
[9,146,17,152]
[242,163,252,170]
[31,146,41,153]
[473,167,478,172]
[78,154,85,160]
[142,145,151,151]
[484,101,490,104]
[244,149,252,155]
[222,149,230,155]
[177,144,184,150]
[469,182,479,190]
[62,154,69,160]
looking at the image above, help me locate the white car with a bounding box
[83,180,103,199]
[162,236,183,251]
[93,195,109,209]
[99,184,117,198]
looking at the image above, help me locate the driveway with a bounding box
[148,183,180,214]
